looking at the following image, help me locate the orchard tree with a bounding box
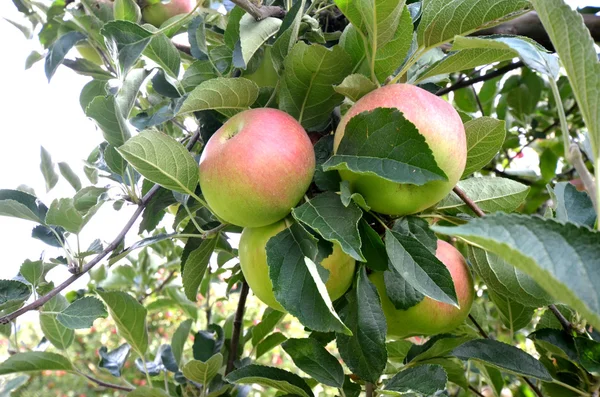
[1,0,600,396]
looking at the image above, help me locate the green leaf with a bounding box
[292,192,364,261]
[40,146,59,193]
[101,21,153,74]
[271,0,305,72]
[0,280,31,311]
[323,108,448,185]
[117,130,199,195]
[488,290,534,331]
[549,182,597,228]
[182,353,223,385]
[97,290,149,355]
[392,216,438,254]
[433,213,600,330]
[384,364,448,395]
[40,295,74,350]
[57,296,108,329]
[225,365,314,397]
[127,387,171,397]
[73,186,108,212]
[387,340,413,362]
[574,337,600,373]
[462,117,506,177]
[0,189,46,224]
[407,334,476,363]
[467,246,553,308]
[266,223,351,334]
[313,135,342,192]
[0,352,73,375]
[256,332,288,358]
[45,31,86,81]
[178,77,259,116]
[117,68,151,119]
[252,309,286,347]
[437,177,530,215]
[417,0,530,48]
[385,229,458,306]
[143,26,181,78]
[236,14,282,69]
[336,267,387,383]
[383,267,424,310]
[45,198,84,234]
[279,42,352,130]
[334,74,377,102]
[172,319,193,366]
[86,95,132,147]
[282,338,344,388]
[182,60,216,91]
[355,0,405,47]
[20,260,43,287]
[58,162,82,192]
[372,6,413,82]
[359,220,387,271]
[113,0,141,23]
[452,339,552,380]
[531,0,600,157]
[183,237,218,301]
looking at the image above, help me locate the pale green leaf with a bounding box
[178,77,259,116]
[45,198,84,234]
[57,296,108,329]
[114,0,141,22]
[0,352,73,375]
[86,95,132,147]
[58,162,82,192]
[182,353,223,385]
[462,117,506,177]
[334,74,377,102]
[236,14,282,69]
[40,146,59,193]
[40,295,74,350]
[20,260,43,286]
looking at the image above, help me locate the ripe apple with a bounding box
[333,84,467,215]
[369,240,474,339]
[142,0,196,27]
[239,220,356,312]
[199,108,315,228]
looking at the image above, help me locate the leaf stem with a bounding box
[369,212,389,230]
[141,356,153,385]
[184,203,205,233]
[548,304,572,333]
[551,379,591,397]
[548,77,571,159]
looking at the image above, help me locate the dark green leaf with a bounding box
[575,337,600,373]
[225,365,314,397]
[550,182,596,228]
[172,319,193,366]
[252,309,286,347]
[183,238,218,301]
[313,135,341,192]
[488,290,534,332]
[256,332,288,359]
[358,220,387,271]
[86,95,131,147]
[384,364,447,394]
[383,267,424,310]
[99,343,131,377]
[282,338,344,388]
[0,189,47,224]
[0,280,31,311]
[97,290,148,355]
[57,296,108,329]
[0,352,73,375]
[101,21,152,74]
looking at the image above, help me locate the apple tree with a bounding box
[1,0,600,396]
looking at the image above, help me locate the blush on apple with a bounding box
[142,0,196,27]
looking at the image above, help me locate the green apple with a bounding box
[333,84,467,216]
[75,42,104,66]
[142,0,196,27]
[243,46,279,88]
[239,220,356,312]
[369,240,474,339]
[199,108,315,228]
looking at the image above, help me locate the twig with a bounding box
[548,304,572,334]
[80,372,134,392]
[139,269,177,302]
[366,382,375,397]
[524,378,544,397]
[0,130,202,324]
[453,187,486,217]
[470,84,485,116]
[468,385,486,397]
[468,314,489,339]
[229,0,286,20]
[436,61,524,96]
[225,281,249,374]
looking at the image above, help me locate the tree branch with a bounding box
[453,187,486,217]
[468,314,489,339]
[469,385,486,397]
[0,130,202,324]
[229,0,286,21]
[366,382,375,397]
[139,269,177,303]
[436,61,524,96]
[226,281,249,375]
[548,304,572,334]
[80,372,134,392]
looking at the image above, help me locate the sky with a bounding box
[0,0,594,313]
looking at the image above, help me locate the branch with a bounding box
[548,304,572,334]
[436,61,524,96]
[468,314,489,339]
[225,281,249,375]
[453,187,486,217]
[0,130,202,325]
[80,372,134,392]
[229,0,286,21]
[469,385,486,397]
[366,382,375,397]
[139,269,177,303]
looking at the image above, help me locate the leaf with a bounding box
[256,332,287,359]
[57,296,108,329]
[550,182,597,228]
[0,352,73,375]
[334,74,377,102]
[292,192,364,261]
[171,319,193,366]
[385,229,458,306]
[97,290,149,355]
[462,117,506,177]
[57,162,82,192]
[182,353,223,385]
[143,27,181,78]
[117,130,199,195]
[433,213,600,330]
[235,14,282,69]
[178,77,259,116]
[45,31,86,81]
[488,290,534,332]
[99,343,131,377]
[183,237,218,301]
[323,108,448,185]
[0,189,46,224]
[20,260,43,286]
[266,223,351,334]
[225,365,314,397]
[86,95,132,147]
[384,364,448,395]
[452,339,552,380]
[417,0,530,48]
[193,325,224,362]
[393,216,438,254]
[73,186,108,212]
[0,280,31,311]
[101,21,153,74]
[279,42,352,130]
[113,0,141,23]
[40,294,74,350]
[117,68,151,118]
[437,177,530,215]
[407,334,475,363]
[282,338,344,388]
[574,337,600,373]
[127,387,170,397]
[40,146,59,193]
[252,309,286,347]
[383,267,424,310]
[359,220,387,271]
[336,267,387,383]
[313,135,341,192]
[271,0,305,71]
[531,0,600,158]
[355,0,405,47]
[45,198,84,234]
[373,6,413,82]
[182,60,216,91]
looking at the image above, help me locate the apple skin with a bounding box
[239,220,356,312]
[333,84,467,216]
[142,0,196,27]
[243,46,279,88]
[199,108,315,228]
[369,240,474,339]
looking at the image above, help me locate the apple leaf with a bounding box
[225,365,314,397]
[40,146,59,193]
[488,290,534,331]
[336,266,387,383]
[384,364,448,395]
[292,192,365,262]
[45,31,85,81]
[0,189,47,224]
[116,68,151,119]
[117,130,199,195]
[0,352,73,375]
[437,177,530,215]
[182,60,216,91]
[271,0,306,72]
[383,268,424,310]
[143,26,181,78]
[354,0,405,48]
[57,296,108,329]
[372,6,413,82]
[452,339,552,380]
[235,14,282,69]
[20,260,43,287]
[313,136,342,192]
[334,74,377,102]
[385,229,458,307]
[113,0,141,23]
[188,15,208,60]
[433,213,600,330]
[406,334,476,363]
[266,223,351,335]
[461,117,506,177]
[358,220,387,271]
[178,77,259,117]
[171,319,193,366]
[549,182,597,228]
[279,42,352,130]
[182,237,218,301]
[40,294,74,350]
[58,162,82,192]
[575,337,600,373]
[324,109,448,186]
[182,353,222,385]
[99,343,131,377]
[101,21,153,74]
[256,332,287,359]
[252,309,286,347]
[45,198,84,234]
[282,338,344,388]
[86,95,132,147]
[0,280,31,312]
[392,216,437,254]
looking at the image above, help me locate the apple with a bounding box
[369,240,474,339]
[333,84,467,216]
[142,0,196,27]
[239,219,356,312]
[243,46,279,88]
[75,42,104,66]
[199,108,315,228]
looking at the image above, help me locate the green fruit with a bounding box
[142,0,195,27]
[333,83,467,216]
[243,46,279,88]
[239,220,356,312]
[75,42,104,66]
[369,240,474,339]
